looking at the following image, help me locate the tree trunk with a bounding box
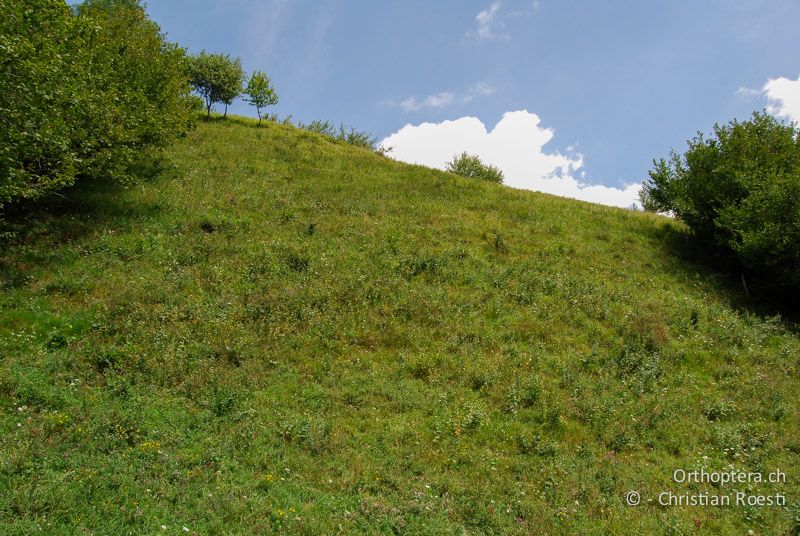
[741,274,750,298]
[224,103,228,118]
[206,103,211,120]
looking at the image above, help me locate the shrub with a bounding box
[0,0,194,209]
[300,120,337,137]
[337,124,377,150]
[75,0,195,178]
[640,112,800,295]
[445,152,504,183]
[298,120,378,150]
[0,0,79,207]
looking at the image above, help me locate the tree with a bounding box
[244,71,278,126]
[220,57,244,118]
[188,51,243,119]
[640,111,800,295]
[445,152,504,184]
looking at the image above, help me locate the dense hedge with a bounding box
[641,112,800,296]
[0,0,194,209]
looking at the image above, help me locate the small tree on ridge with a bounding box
[244,71,278,126]
[220,57,244,118]
[189,51,243,119]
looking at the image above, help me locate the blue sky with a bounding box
[147,0,800,206]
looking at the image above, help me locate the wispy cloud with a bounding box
[243,0,290,65]
[400,92,457,112]
[389,82,497,113]
[735,86,762,98]
[467,1,508,42]
[470,82,496,97]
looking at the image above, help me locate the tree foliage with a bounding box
[641,111,800,293]
[445,152,504,184]
[0,0,79,206]
[0,0,194,209]
[244,71,278,125]
[219,57,244,118]
[189,51,244,119]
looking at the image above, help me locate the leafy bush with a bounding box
[0,0,194,209]
[76,0,195,176]
[300,120,338,137]
[445,152,504,183]
[0,0,80,207]
[337,125,378,150]
[641,112,800,294]
[298,120,378,150]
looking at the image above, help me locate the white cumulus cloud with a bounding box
[380,111,641,208]
[764,75,800,122]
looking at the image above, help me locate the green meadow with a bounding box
[1,117,798,535]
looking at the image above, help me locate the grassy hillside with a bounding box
[1,117,798,535]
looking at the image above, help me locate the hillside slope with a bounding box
[1,117,798,535]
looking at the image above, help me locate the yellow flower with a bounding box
[137,440,161,452]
